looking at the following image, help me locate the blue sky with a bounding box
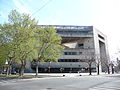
[1,0,120,60]
[0,0,101,25]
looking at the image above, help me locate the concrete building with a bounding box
[31,25,109,73]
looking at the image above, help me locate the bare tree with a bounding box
[94,54,101,75]
[116,58,120,71]
[102,57,110,74]
[83,54,95,75]
[110,61,115,74]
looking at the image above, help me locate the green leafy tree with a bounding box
[8,10,39,76]
[0,36,6,66]
[0,45,8,74]
[0,25,15,75]
[34,26,64,76]
[0,10,38,76]
[1,10,64,76]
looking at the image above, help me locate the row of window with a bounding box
[64,52,82,55]
[57,31,92,35]
[58,59,85,62]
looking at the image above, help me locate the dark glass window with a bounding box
[64,52,82,55]
[58,59,61,62]
[58,59,81,62]
[78,43,84,48]
[79,52,82,54]
[98,34,104,40]
[72,52,77,55]
[78,43,83,46]
[64,52,68,55]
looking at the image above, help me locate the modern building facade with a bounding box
[31,25,110,73]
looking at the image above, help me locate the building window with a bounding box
[69,52,72,55]
[78,43,84,48]
[64,52,68,55]
[72,52,77,55]
[58,59,61,62]
[64,52,81,55]
[58,59,82,62]
[98,34,104,40]
[79,52,82,54]
[64,52,82,55]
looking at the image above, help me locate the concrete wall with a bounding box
[93,27,110,72]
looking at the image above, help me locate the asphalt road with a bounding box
[0,75,120,90]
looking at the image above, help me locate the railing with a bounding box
[39,25,93,30]
[59,34,93,37]
[39,25,93,37]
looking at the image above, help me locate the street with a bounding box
[0,74,120,90]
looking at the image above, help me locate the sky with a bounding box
[0,0,120,61]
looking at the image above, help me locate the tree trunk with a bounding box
[6,61,12,75]
[107,66,110,74]
[7,57,13,75]
[35,61,39,77]
[112,66,114,74]
[89,64,92,75]
[19,65,25,76]
[0,66,2,74]
[6,66,9,75]
[36,64,38,77]
[97,64,99,75]
[9,65,12,75]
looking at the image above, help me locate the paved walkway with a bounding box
[0,73,120,90]
[24,72,120,77]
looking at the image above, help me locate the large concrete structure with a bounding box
[31,25,109,73]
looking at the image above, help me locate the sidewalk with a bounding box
[0,72,120,82]
[24,72,120,77]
